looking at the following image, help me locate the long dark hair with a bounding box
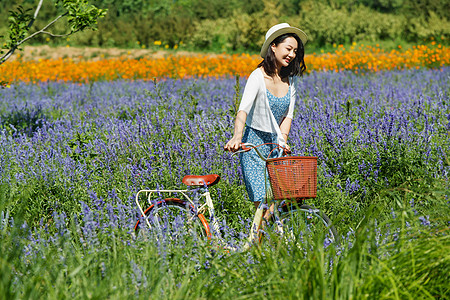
[258,33,306,78]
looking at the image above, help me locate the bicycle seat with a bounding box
[182,174,220,187]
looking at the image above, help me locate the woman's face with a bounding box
[270,36,298,68]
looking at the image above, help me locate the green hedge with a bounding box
[191,1,450,52]
[0,0,449,52]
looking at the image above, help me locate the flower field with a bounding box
[0,49,449,298]
[1,44,449,83]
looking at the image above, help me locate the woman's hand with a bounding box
[225,110,247,152]
[224,136,242,152]
[281,130,291,155]
[283,144,291,155]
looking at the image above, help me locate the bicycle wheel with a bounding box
[134,198,209,243]
[276,203,339,247]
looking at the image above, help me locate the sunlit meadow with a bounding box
[0,44,449,298]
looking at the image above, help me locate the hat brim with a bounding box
[260,26,308,58]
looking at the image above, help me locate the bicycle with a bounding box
[133,143,339,250]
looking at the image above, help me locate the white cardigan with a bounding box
[238,68,297,147]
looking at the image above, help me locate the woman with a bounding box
[224,23,308,210]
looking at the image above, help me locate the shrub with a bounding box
[1,0,449,50]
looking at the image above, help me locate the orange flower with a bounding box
[1,44,449,83]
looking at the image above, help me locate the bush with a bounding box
[1,0,449,51]
[189,0,281,52]
[187,1,449,51]
[406,11,450,41]
[291,2,408,46]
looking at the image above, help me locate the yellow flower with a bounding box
[154,40,162,46]
[165,44,169,49]
[174,44,178,50]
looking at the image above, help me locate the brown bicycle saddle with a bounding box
[182,174,220,187]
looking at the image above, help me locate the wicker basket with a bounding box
[266,156,317,200]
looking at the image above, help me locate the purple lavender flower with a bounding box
[419,215,431,226]
[0,67,447,256]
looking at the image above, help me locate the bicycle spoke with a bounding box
[278,204,339,248]
[134,199,208,244]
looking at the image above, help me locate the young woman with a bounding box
[224,23,308,210]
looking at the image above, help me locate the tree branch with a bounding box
[40,31,74,38]
[0,1,106,66]
[0,12,68,64]
[0,49,15,65]
[16,13,69,47]
[33,0,44,20]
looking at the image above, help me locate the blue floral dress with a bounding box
[240,87,291,202]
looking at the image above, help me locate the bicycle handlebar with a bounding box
[231,143,284,162]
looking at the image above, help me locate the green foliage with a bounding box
[191,0,448,52]
[0,185,448,298]
[4,5,33,50]
[189,0,281,52]
[0,0,107,65]
[178,0,449,52]
[56,0,107,32]
[295,2,409,45]
[356,0,405,11]
[406,11,450,41]
[6,178,82,226]
[67,131,98,163]
[232,74,241,116]
[0,105,47,136]
[1,0,448,52]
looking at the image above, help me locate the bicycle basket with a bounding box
[266,156,317,200]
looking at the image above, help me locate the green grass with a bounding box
[1,174,448,299]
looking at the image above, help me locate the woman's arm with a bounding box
[224,110,248,152]
[224,70,261,152]
[279,117,292,153]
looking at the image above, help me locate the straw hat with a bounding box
[260,23,308,58]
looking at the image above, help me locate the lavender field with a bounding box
[1,68,449,298]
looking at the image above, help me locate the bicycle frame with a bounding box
[134,142,330,248]
[135,143,338,251]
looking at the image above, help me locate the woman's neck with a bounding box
[275,62,282,76]
[261,67,287,84]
